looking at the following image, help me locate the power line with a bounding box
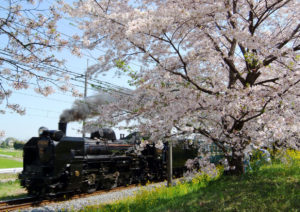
[1,50,131,94]
[0,52,100,93]
[25,106,61,114]
[0,73,85,97]
[7,111,59,120]
[13,91,73,104]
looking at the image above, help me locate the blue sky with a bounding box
[0,1,135,141]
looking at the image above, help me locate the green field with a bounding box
[0,148,22,158]
[0,149,26,200]
[86,157,300,211]
[0,148,23,168]
[0,158,22,168]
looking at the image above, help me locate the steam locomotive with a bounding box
[18,122,198,196]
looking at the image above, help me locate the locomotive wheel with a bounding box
[27,185,46,197]
[138,171,149,185]
[117,172,132,186]
[87,173,96,185]
[82,173,97,193]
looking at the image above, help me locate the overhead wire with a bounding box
[0,48,132,92]
[13,91,73,104]
[1,8,136,97]
[1,1,136,125]
[7,111,59,120]
[0,50,123,94]
[25,106,64,114]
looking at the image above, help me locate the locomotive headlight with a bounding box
[38,126,48,137]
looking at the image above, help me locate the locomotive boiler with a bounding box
[19,122,198,196]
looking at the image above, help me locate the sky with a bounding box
[0,1,135,141]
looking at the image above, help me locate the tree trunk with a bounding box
[226,155,245,175]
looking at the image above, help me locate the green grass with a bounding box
[0,148,22,158]
[0,180,27,201]
[84,160,300,212]
[0,148,23,168]
[0,173,18,181]
[0,158,22,168]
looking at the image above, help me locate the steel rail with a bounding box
[0,184,137,211]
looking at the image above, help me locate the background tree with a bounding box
[13,140,25,150]
[0,140,9,148]
[63,0,300,174]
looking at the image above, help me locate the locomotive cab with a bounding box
[22,129,63,171]
[19,128,69,195]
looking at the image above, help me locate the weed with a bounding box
[0,180,27,200]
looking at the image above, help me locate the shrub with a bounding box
[13,141,24,150]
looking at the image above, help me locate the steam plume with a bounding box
[59,90,131,123]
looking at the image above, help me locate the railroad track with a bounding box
[0,185,137,211]
[0,196,39,211]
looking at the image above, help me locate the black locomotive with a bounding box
[19,122,198,196]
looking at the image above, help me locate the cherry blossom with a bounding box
[62,0,300,174]
[0,0,71,116]
[0,130,5,138]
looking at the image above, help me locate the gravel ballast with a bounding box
[19,182,168,212]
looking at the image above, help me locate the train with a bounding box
[18,122,198,196]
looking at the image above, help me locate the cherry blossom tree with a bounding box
[63,0,300,174]
[0,0,72,117]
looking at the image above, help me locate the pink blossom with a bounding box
[61,0,300,174]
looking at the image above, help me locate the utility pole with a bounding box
[167,140,173,187]
[82,59,89,137]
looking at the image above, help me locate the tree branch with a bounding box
[129,40,216,95]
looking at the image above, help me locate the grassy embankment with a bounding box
[0,148,23,168]
[84,151,300,212]
[0,148,23,158]
[0,174,27,200]
[0,148,26,200]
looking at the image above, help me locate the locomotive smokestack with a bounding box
[58,122,67,135]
